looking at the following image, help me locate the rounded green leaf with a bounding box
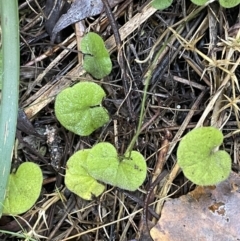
[219,0,240,8]
[81,32,112,79]
[190,0,208,5]
[152,0,173,10]
[177,127,231,186]
[65,149,105,200]
[3,162,43,215]
[55,82,109,136]
[86,142,147,191]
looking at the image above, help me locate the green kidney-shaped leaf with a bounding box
[65,149,105,200]
[152,0,173,10]
[81,32,112,79]
[190,0,240,7]
[219,0,240,8]
[86,142,147,191]
[190,0,208,5]
[55,82,109,136]
[177,127,231,186]
[3,162,42,215]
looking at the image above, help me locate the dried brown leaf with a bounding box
[151,172,240,241]
[51,0,124,42]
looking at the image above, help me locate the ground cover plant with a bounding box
[177,127,231,185]
[3,162,43,215]
[0,0,240,240]
[55,81,109,136]
[56,80,147,198]
[152,0,240,9]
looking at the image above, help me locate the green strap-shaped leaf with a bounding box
[0,48,2,90]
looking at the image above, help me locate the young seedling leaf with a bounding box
[177,127,231,186]
[65,149,105,200]
[190,0,208,5]
[190,0,240,7]
[86,142,147,191]
[55,82,109,136]
[151,0,173,10]
[219,0,240,8]
[81,32,112,79]
[3,162,42,215]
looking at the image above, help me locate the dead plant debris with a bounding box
[0,0,240,240]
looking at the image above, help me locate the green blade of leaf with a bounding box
[151,0,173,10]
[87,142,119,184]
[83,55,112,80]
[177,127,231,186]
[0,48,2,90]
[86,142,147,191]
[219,0,240,8]
[115,150,147,191]
[190,0,209,6]
[3,162,43,215]
[55,82,109,136]
[65,149,105,200]
[81,32,112,79]
[81,32,109,58]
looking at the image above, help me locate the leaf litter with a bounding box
[150,172,240,241]
[1,0,240,240]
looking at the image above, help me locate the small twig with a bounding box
[121,190,159,219]
[74,20,85,64]
[166,88,209,161]
[142,131,172,231]
[152,88,209,221]
[143,170,168,232]
[101,0,133,117]
[150,131,172,195]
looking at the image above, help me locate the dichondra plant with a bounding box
[55,81,147,199]
[65,143,147,199]
[191,0,240,7]
[81,32,112,79]
[55,81,109,136]
[86,142,147,191]
[177,127,231,186]
[55,30,147,200]
[3,162,43,215]
[65,149,105,200]
[152,0,240,10]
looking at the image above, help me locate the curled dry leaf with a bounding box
[44,0,70,42]
[50,0,125,42]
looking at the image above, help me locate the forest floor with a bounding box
[0,0,240,240]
